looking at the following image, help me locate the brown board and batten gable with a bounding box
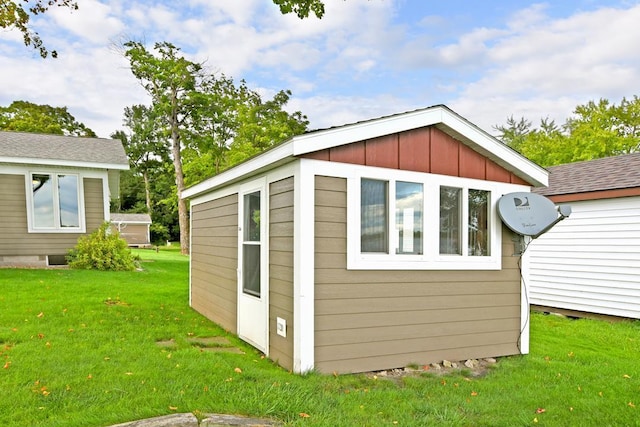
[303,126,529,185]
[183,105,549,375]
[0,130,129,267]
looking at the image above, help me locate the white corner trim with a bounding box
[519,275,530,354]
[293,159,315,373]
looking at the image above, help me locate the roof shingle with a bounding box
[0,130,129,167]
[535,153,640,196]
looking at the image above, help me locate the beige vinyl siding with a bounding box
[190,194,239,333]
[269,177,295,369]
[0,174,104,259]
[314,175,522,374]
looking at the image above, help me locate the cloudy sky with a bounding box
[1,0,638,138]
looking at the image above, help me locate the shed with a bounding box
[524,153,640,319]
[110,213,152,247]
[183,105,548,374]
[0,131,129,267]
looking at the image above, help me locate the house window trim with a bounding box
[347,168,510,270]
[26,171,86,233]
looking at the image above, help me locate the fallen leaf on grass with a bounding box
[37,312,44,318]
[234,367,242,373]
[629,402,636,408]
[169,406,178,411]
[3,361,11,369]
[623,374,631,379]
[536,408,546,414]
[471,391,478,396]
[299,413,310,418]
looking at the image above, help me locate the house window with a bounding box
[468,189,490,256]
[396,181,423,255]
[361,179,388,253]
[439,186,461,255]
[348,170,506,270]
[30,173,83,232]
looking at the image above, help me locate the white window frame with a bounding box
[347,167,518,270]
[26,171,86,233]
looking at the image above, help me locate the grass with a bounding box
[0,249,639,426]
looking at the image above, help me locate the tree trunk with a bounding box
[170,91,190,255]
[143,170,152,213]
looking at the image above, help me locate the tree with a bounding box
[271,0,325,18]
[113,105,168,214]
[227,87,308,165]
[0,0,78,58]
[124,41,200,255]
[123,41,309,253]
[493,115,531,152]
[0,100,95,136]
[495,96,640,167]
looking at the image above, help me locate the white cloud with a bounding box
[435,3,640,133]
[2,0,640,142]
[47,0,125,45]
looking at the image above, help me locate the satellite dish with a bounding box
[498,192,569,238]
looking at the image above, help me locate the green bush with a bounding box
[66,222,139,271]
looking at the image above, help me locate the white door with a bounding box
[237,181,268,353]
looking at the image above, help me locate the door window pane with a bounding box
[32,174,55,228]
[361,179,388,253]
[468,189,490,256]
[396,181,423,254]
[242,244,261,297]
[58,175,80,228]
[243,192,261,242]
[242,190,261,297]
[440,186,461,255]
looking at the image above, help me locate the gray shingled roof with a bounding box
[0,130,129,168]
[110,213,152,223]
[535,152,640,196]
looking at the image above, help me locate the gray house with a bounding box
[0,131,129,267]
[183,105,548,374]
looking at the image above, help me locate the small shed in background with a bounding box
[524,153,640,319]
[110,213,152,247]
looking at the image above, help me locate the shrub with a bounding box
[66,222,139,271]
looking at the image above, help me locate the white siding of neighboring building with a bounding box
[524,196,640,319]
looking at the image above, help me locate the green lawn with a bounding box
[1,249,639,426]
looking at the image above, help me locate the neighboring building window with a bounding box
[30,173,82,231]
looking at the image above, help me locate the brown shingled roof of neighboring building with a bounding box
[535,153,640,197]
